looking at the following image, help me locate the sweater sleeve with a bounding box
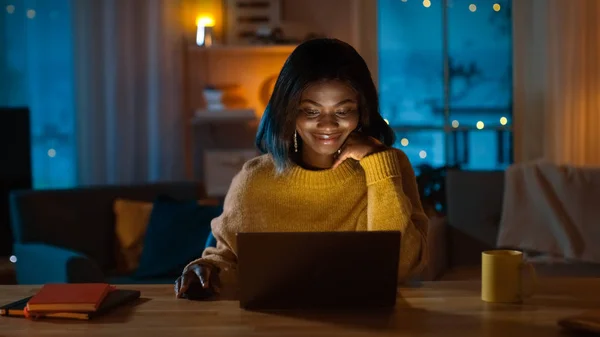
[359,148,429,282]
[183,164,250,289]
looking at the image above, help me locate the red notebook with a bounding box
[26,283,113,312]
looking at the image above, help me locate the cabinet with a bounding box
[190,109,259,197]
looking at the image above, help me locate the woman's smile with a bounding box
[312,132,343,145]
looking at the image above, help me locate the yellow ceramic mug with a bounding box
[481,250,536,303]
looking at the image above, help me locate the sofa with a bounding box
[8,180,450,285]
[12,164,596,285]
[440,166,600,279]
[9,182,219,285]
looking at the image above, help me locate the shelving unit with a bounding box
[182,42,295,181]
[188,44,297,55]
[192,108,256,123]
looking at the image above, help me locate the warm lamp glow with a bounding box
[196,15,215,27]
[196,14,215,47]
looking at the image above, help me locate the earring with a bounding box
[294,130,298,153]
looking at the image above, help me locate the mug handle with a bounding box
[521,261,537,299]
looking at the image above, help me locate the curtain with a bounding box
[513,0,600,166]
[72,0,186,185]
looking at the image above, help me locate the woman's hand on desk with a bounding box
[174,263,220,300]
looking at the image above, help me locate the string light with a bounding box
[6,5,15,14]
[493,3,501,11]
[469,4,477,12]
[400,138,409,146]
[423,0,431,8]
[500,117,507,125]
[451,120,459,128]
[47,148,56,158]
[476,121,484,130]
[419,150,427,159]
[26,9,35,19]
[9,255,17,263]
[384,119,389,124]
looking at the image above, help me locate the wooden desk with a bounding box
[1,278,599,336]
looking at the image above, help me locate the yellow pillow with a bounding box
[113,199,154,273]
[113,197,221,274]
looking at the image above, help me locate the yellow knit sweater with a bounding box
[189,148,429,288]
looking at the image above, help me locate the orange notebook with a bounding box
[26,283,113,312]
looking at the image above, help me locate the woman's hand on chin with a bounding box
[332,131,387,169]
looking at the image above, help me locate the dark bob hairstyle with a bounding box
[255,38,395,172]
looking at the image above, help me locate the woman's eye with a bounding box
[336,109,354,116]
[304,109,319,117]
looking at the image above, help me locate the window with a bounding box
[378,0,513,170]
[1,0,76,188]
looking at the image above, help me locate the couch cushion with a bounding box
[9,182,206,271]
[114,197,221,274]
[134,196,222,279]
[113,199,155,274]
[445,170,505,267]
[498,161,600,263]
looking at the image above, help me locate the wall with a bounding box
[513,0,600,166]
[280,0,378,83]
[280,0,355,45]
[512,0,546,163]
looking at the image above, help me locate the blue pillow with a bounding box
[205,231,217,248]
[134,196,222,279]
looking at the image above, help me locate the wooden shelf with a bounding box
[182,41,293,179]
[188,44,297,55]
[192,109,257,123]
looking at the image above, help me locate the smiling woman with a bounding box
[174,38,429,301]
[256,38,395,173]
[295,81,360,169]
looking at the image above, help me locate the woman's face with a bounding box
[296,80,360,167]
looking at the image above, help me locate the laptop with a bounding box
[236,231,401,310]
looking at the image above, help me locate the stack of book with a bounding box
[0,283,140,320]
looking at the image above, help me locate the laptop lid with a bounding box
[237,231,401,310]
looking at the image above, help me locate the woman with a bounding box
[175,38,428,299]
